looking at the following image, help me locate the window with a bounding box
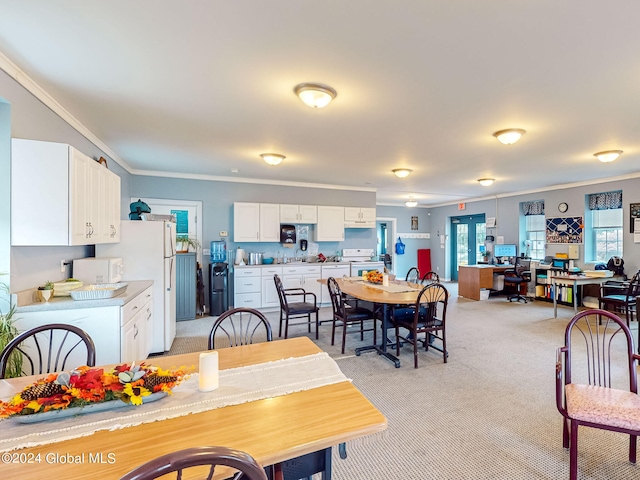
[525,214,546,260]
[521,200,545,260]
[591,208,623,261]
[587,190,623,262]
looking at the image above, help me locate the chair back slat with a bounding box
[208,308,272,349]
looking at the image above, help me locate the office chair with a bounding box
[503,260,531,303]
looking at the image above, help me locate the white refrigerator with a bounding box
[97,220,177,353]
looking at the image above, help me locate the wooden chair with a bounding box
[420,271,440,284]
[405,267,420,283]
[120,445,273,480]
[555,309,640,480]
[327,277,377,354]
[0,323,96,379]
[392,283,449,368]
[599,270,640,326]
[208,307,273,349]
[273,274,319,339]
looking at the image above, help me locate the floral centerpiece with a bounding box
[0,362,188,419]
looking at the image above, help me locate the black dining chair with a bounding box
[327,277,378,354]
[208,307,273,349]
[405,267,421,283]
[120,446,273,480]
[598,269,640,326]
[0,323,96,379]
[420,271,440,284]
[392,283,449,368]
[273,274,320,339]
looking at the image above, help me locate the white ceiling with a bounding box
[1,1,638,207]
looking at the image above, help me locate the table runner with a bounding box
[346,279,419,293]
[0,352,349,452]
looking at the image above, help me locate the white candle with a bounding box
[198,351,219,392]
[382,274,389,286]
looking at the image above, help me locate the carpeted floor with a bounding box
[165,284,640,479]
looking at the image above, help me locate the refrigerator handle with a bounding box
[168,257,174,290]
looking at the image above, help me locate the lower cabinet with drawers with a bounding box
[234,265,321,310]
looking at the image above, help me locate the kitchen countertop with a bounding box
[234,261,383,268]
[14,280,154,313]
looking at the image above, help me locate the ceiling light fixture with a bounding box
[493,128,526,145]
[294,83,337,108]
[405,197,418,208]
[478,178,495,186]
[392,168,413,178]
[260,153,285,166]
[594,150,623,163]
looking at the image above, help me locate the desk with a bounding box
[551,275,610,317]
[458,265,511,300]
[337,278,422,368]
[0,337,386,478]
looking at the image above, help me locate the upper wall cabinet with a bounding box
[11,139,121,246]
[279,204,318,224]
[315,206,345,242]
[234,202,280,242]
[344,207,376,228]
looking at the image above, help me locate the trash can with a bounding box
[209,263,228,316]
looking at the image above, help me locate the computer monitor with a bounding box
[494,244,517,258]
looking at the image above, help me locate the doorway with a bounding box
[376,217,397,274]
[450,214,486,281]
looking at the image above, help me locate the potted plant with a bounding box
[0,275,22,378]
[37,281,55,302]
[176,235,200,253]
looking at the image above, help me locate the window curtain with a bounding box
[588,191,622,210]
[522,200,545,216]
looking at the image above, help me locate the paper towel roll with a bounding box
[198,351,219,392]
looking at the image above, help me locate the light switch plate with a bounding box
[219,231,228,237]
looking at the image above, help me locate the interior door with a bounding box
[450,214,486,281]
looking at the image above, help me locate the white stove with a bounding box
[342,249,384,276]
[342,248,376,262]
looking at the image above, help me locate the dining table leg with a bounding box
[355,303,401,368]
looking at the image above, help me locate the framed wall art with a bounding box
[546,216,583,244]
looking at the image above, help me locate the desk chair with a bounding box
[208,307,273,349]
[503,261,531,303]
[0,324,96,379]
[120,446,272,480]
[555,309,640,480]
[274,274,319,339]
[599,270,640,326]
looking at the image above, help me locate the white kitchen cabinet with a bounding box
[320,263,351,304]
[280,204,318,224]
[13,284,153,365]
[234,202,280,242]
[261,265,283,308]
[281,265,322,304]
[11,138,121,246]
[344,207,376,228]
[234,267,262,308]
[314,206,345,242]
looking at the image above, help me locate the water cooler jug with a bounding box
[209,263,228,316]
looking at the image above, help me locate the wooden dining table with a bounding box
[0,336,387,479]
[336,277,423,368]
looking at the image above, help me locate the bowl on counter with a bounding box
[262,257,274,264]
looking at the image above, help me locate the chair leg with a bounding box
[331,317,337,346]
[360,320,364,341]
[413,327,419,369]
[315,311,319,340]
[442,328,447,364]
[562,417,569,449]
[284,315,289,339]
[630,434,637,464]
[341,322,347,354]
[569,420,579,480]
[372,318,377,347]
[279,313,284,338]
[395,325,401,356]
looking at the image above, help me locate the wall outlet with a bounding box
[203,249,211,256]
[219,231,228,237]
[60,259,66,273]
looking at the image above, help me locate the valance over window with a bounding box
[522,200,545,216]
[588,191,622,211]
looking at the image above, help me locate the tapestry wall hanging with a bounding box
[546,217,583,244]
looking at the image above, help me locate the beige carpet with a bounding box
[164,284,640,480]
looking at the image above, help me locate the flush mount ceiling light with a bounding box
[405,197,418,208]
[260,153,285,166]
[294,83,337,108]
[478,178,495,186]
[594,150,623,163]
[392,168,413,178]
[493,128,526,145]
